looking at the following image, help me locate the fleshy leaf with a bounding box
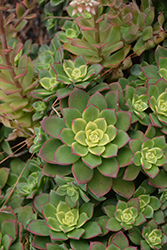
[112,178,135,199]
[88,169,112,197]
[27,220,50,236]
[87,92,107,111]
[115,111,131,131]
[67,228,85,239]
[38,139,62,164]
[63,108,82,128]
[82,221,102,239]
[112,130,130,148]
[98,157,119,177]
[72,159,94,184]
[54,145,79,165]
[82,153,102,169]
[82,104,99,122]
[69,88,89,113]
[41,116,66,138]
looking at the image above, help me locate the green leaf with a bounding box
[153,136,166,149]
[70,239,89,250]
[102,45,131,67]
[142,26,153,42]
[87,92,107,111]
[27,220,50,236]
[132,151,141,166]
[111,231,129,248]
[72,159,94,184]
[149,196,160,210]
[128,228,142,245]
[105,217,121,231]
[33,193,49,214]
[46,217,61,232]
[115,111,131,131]
[89,242,106,250]
[56,88,73,99]
[58,128,75,146]
[105,91,118,111]
[0,167,10,188]
[123,164,141,181]
[117,146,133,167]
[102,143,118,158]
[129,139,142,153]
[67,228,85,239]
[9,242,24,250]
[63,108,82,128]
[98,157,119,177]
[43,163,71,177]
[134,213,146,226]
[42,203,57,219]
[72,118,87,134]
[142,65,160,79]
[82,153,102,168]
[41,116,66,138]
[18,206,33,228]
[82,221,102,239]
[112,178,135,199]
[72,142,88,156]
[153,210,165,224]
[82,104,99,122]
[89,146,105,156]
[49,230,68,241]
[99,109,117,125]
[149,170,167,188]
[1,235,13,250]
[1,220,16,240]
[143,205,153,218]
[88,169,112,197]
[112,130,130,148]
[38,139,62,164]
[33,236,51,250]
[55,145,80,165]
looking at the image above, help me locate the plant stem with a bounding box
[0,9,23,92]
[93,6,101,57]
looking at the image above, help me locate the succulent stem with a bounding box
[0,9,24,94]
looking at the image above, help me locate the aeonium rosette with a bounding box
[141,220,167,250]
[38,88,132,197]
[27,191,102,244]
[104,198,146,231]
[130,135,167,179]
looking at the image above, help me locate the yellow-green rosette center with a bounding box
[121,208,133,224]
[146,229,162,246]
[62,211,76,226]
[134,99,148,112]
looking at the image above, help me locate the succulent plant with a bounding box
[27,191,102,248]
[130,134,167,179]
[56,20,81,43]
[52,56,103,98]
[55,175,90,207]
[104,198,146,231]
[63,0,166,71]
[107,231,137,250]
[141,220,167,249]
[159,188,167,210]
[133,186,160,219]
[125,85,150,125]
[34,35,63,73]
[38,88,133,197]
[0,207,24,250]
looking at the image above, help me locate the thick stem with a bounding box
[93,6,101,57]
[0,9,23,93]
